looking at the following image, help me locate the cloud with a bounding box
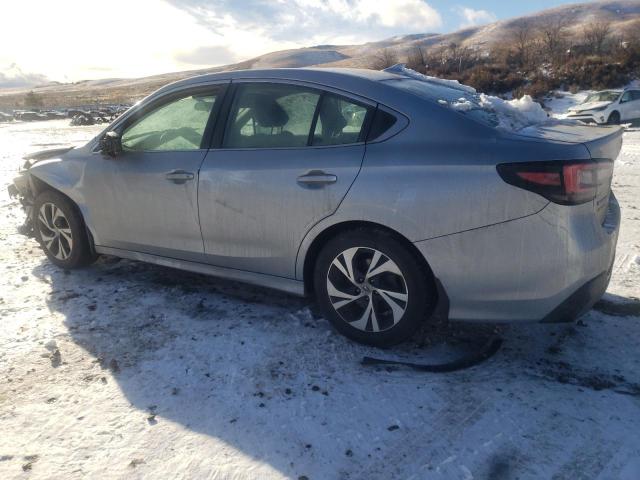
[166,0,443,46]
[454,6,497,29]
[0,0,443,84]
[0,63,50,88]
[174,45,239,67]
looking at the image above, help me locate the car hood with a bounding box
[22,146,75,169]
[568,101,612,113]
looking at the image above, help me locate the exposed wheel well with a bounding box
[302,220,437,298]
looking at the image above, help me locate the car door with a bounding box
[629,90,640,121]
[198,81,374,278]
[84,84,226,259]
[619,91,634,121]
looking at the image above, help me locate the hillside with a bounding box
[1,0,639,109]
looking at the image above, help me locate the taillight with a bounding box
[496,160,612,205]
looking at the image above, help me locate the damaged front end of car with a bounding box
[7,146,75,236]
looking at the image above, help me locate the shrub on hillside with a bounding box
[458,65,526,95]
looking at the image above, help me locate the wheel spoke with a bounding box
[58,227,73,244]
[374,287,408,303]
[46,204,55,229]
[59,236,71,259]
[377,289,406,323]
[331,247,359,285]
[38,208,54,232]
[366,257,402,279]
[59,234,72,259]
[41,231,55,249]
[370,301,380,332]
[365,250,382,279]
[54,237,63,259]
[38,210,49,229]
[349,298,372,331]
[52,206,63,226]
[327,278,361,309]
[341,247,358,282]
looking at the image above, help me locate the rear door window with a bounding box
[311,94,371,146]
[224,83,321,148]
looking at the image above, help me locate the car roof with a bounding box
[155,68,400,95]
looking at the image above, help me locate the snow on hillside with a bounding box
[0,119,639,479]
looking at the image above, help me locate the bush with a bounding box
[459,65,527,94]
[557,57,632,90]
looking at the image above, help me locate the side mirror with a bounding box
[100,130,122,157]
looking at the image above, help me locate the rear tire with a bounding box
[314,228,435,347]
[607,111,621,125]
[33,190,97,269]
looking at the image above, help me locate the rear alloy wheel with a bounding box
[314,229,435,347]
[33,190,96,269]
[327,247,408,332]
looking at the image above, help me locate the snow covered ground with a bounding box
[1,119,639,480]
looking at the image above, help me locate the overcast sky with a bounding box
[0,0,589,86]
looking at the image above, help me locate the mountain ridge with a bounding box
[1,0,639,108]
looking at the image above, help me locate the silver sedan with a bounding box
[10,67,622,347]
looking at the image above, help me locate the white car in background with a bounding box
[567,88,640,125]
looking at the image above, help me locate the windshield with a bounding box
[583,91,620,103]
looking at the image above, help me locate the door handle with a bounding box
[165,170,195,184]
[297,170,337,186]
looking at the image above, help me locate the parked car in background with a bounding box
[43,110,67,120]
[14,111,47,122]
[0,112,13,123]
[9,68,622,347]
[567,88,640,124]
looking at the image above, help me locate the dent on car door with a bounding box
[84,84,226,259]
[198,82,374,278]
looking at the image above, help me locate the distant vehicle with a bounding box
[14,111,47,122]
[66,109,88,118]
[567,88,640,124]
[43,111,67,120]
[70,114,95,126]
[10,68,622,347]
[0,112,13,123]
[70,112,111,126]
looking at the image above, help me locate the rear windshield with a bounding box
[382,77,500,128]
[381,75,550,132]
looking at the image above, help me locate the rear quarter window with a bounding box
[366,108,397,142]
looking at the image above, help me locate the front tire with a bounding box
[607,111,621,125]
[314,229,435,347]
[33,190,96,269]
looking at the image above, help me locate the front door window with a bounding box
[121,93,218,151]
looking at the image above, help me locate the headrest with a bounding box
[241,93,289,128]
[319,96,347,136]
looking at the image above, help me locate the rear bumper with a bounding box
[414,193,620,323]
[541,266,612,323]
